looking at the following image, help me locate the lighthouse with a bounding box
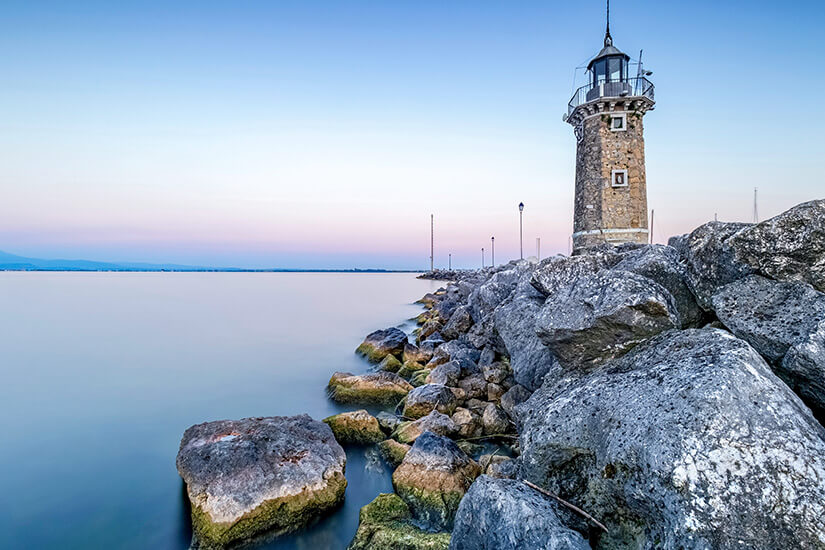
[565,3,655,252]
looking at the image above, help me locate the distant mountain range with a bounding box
[0,250,412,273]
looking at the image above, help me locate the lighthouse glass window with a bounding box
[610,114,626,131]
[612,169,628,188]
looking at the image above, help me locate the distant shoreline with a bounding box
[0,268,423,273]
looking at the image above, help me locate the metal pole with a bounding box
[714,213,718,222]
[448,253,451,270]
[753,188,758,223]
[481,248,485,269]
[430,214,434,271]
[537,237,540,260]
[650,209,654,244]
[491,237,495,266]
[518,203,524,260]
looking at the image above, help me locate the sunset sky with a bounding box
[2,0,823,269]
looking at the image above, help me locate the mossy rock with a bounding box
[191,470,346,548]
[397,361,424,379]
[392,483,467,532]
[410,370,430,387]
[378,354,403,373]
[323,410,385,445]
[415,312,431,325]
[378,439,410,467]
[328,372,413,406]
[347,493,451,550]
[356,342,392,363]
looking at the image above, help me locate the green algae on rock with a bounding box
[347,493,450,550]
[327,371,413,405]
[378,354,403,373]
[323,410,385,445]
[378,439,410,467]
[176,415,347,549]
[356,327,408,363]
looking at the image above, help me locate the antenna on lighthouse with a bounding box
[605,0,612,46]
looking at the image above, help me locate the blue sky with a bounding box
[1,0,823,269]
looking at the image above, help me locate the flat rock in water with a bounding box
[403,384,458,419]
[176,415,347,549]
[328,371,413,405]
[517,328,825,549]
[450,476,590,550]
[347,493,450,550]
[392,431,481,530]
[356,327,409,363]
[393,410,458,444]
[535,269,678,370]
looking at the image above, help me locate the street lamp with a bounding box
[481,248,485,269]
[518,202,524,260]
[491,236,495,267]
[448,253,452,270]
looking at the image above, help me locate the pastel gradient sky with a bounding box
[2,1,823,269]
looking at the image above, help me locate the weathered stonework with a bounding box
[569,97,653,252]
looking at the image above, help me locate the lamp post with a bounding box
[448,253,451,270]
[536,237,540,260]
[491,236,495,267]
[481,248,485,268]
[518,202,524,260]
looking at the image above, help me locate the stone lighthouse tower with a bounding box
[565,5,655,252]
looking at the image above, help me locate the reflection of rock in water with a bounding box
[364,446,387,475]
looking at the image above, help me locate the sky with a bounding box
[1,0,823,269]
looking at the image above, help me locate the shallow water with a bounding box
[0,272,439,549]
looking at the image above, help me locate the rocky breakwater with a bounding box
[176,415,347,548]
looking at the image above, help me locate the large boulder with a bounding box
[727,199,825,292]
[378,439,411,468]
[713,275,825,417]
[468,268,522,321]
[535,270,678,370]
[403,384,458,419]
[450,476,590,550]
[392,432,481,530]
[441,305,473,341]
[493,278,560,390]
[356,327,409,363]
[323,410,385,445]
[518,328,825,549]
[679,221,754,310]
[393,411,458,444]
[613,244,703,328]
[425,361,461,387]
[530,253,618,297]
[176,415,347,548]
[347,493,451,550]
[328,372,413,405]
[500,385,532,420]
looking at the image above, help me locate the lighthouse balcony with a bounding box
[568,77,654,117]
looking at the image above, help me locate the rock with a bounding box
[492,278,561,390]
[456,440,484,458]
[323,410,385,445]
[485,458,518,480]
[403,384,458,419]
[435,340,482,364]
[518,328,825,549]
[404,343,432,365]
[176,415,347,548]
[441,305,474,341]
[481,361,509,384]
[397,360,424,379]
[535,270,678,370]
[451,407,483,439]
[378,439,411,468]
[418,320,444,343]
[392,432,481,530]
[481,404,511,435]
[486,383,505,402]
[713,275,825,419]
[328,371,413,405]
[727,199,825,292]
[356,327,409,363]
[478,347,495,367]
[347,493,451,550]
[500,385,531,420]
[478,454,511,473]
[450,476,590,550]
[465,398,488,415]
[425,361,461,387]
[613,244,703,328]
[376,412,401,434]
[393,411,458,444]
[410,369,431,387]
[457,373,487,400]
[530,253,617,297]
[679,221,754,310]
[468,268,522,321]
[712,275,825,362]
[378,354,402,373]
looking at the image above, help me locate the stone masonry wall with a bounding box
[572,102,649,251]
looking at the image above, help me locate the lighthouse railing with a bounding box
[568,77,654,116]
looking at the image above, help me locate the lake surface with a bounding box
[0,272,439,549]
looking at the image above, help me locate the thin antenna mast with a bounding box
[650,209,655,244]
[429,214,434,271]
[605,0,611,45]
[753,188,759,223]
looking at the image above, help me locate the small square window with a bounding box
[612,169,628,187]
[610,114,626,132]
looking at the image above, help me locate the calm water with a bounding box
[0,272,439,549]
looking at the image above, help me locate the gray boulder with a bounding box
[500,384,532,420]
[403,384,458,419]
[392,410,458,444]
[535,270,678,370]
[727,199,825,292]
[518,328,825,550]
[613,244,703,328]
[425,360,461,387]
[441,305,474,340]
[176,415,347,548]
[783,321,825,420]
[468,268,522,321]
[450,476,590,550]
[356,327,409,363]
[530,253,618,297]
[481,403,511,435]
